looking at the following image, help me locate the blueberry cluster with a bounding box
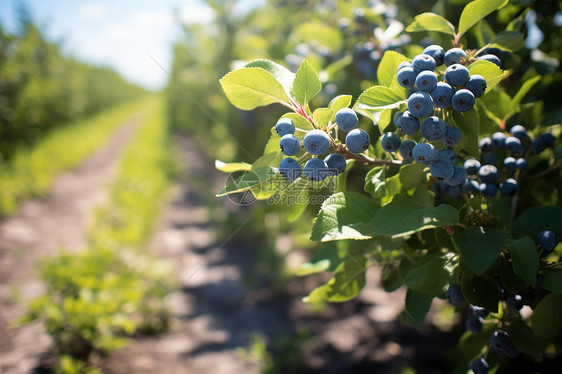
[277,108,371,182]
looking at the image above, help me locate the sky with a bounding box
[0,0,261,90]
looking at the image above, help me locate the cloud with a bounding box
[77,4,106,20]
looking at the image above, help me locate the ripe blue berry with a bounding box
[470,305,489,318]
[346,129,370,153]
[479,137,493,152]
[444,48,467,66]
[470,358,489,374]
[446,165,467,186]
[278,158,302,181]
[491,330,512,352]
[445,284,465,305]
[422,44,445,66]
[466,314,484,333]
[412,53,436,74]
[504,156,517,172]
[538,133,556,147]
[516,158,528,171]
[304,158,329,181]
[465,74,487,98]
[451,89,475,112]
[275,117,295,136]
[430,160,454,179]
[421,116,447,141]
[500,178,519,196]
[412,143,437,163]
[440,125,462,147]
[279,134,301,156]
[491,132,507,149]
[479,54,501,67]
[510,125,529,140]
[324,153,347,175]
[463,179,480,194]
[505,136,523,154]
[506,294,524,312]
[399,139,417,161]
[407,92,434,118]
[479,183,498,197]
[381,132,401,152]
[396,111,420,135]
[482,152,498,166]
[478,165,499,183]
[335,108,358,132]
[430,82,454,109]
[531,137,548,154]
[397,61,412,71]
[437,148,456,163]
[445,64,469,87]
[415,70,438,92]
[538,230,558,251]
[464,159,481,175]
[397,67,416,88]
[303,129,331,155]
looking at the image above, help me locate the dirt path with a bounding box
[0,118,141,374]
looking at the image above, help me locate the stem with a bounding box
[524,162,562,180]
[337,147,402,166]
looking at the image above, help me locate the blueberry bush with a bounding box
[216,0,561,372]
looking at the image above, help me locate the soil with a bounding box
[0,118,141,374]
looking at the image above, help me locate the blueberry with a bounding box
[479,54,501,67]
[397,67,416,88]
[503,156,517,172]
[430,82,454,109]
[335,108,358,132]
[470,358,489,374]
[397,111,420,135]
[506,294,524,312]
[420,116,447,141]
[505,345,521,358]
[479,183,498,197]
[452,89,475,112]
[491,132,507,149]
[445,64,470,87]
[397,61,412,71]
[346,129,370,153]
[430,160,454,179]
[516,158,528,171]
[510,125,529,140]
[440,125,462,147]
[478,165,499,183]
[381,132,401,152]
[505,136,523,153]
[304,158,329,181]
[422,44,445,66]
[531,137,548,154]
[464,159,481,175]
[324,153,347,175]
[446,165,467,186]
[446,184,464,198]
[275,117,295,136]
[399,139,417,161]
[412,53,436,74]
[500,178,519,196]
[437,148,456,163]
[466,314,484,333]
[491,330,512,352]
[538,230,558,251]
[463,179,480,194]
[479,137,493,152]
[444,48,467,66]
[465,74,487,98]
[415,70,438,92]
[278,158,302,181]
[470,305,489,318]
[445,284,465,305]
[538,133,556,147]
[412,143,437,163]
[303,129,331,155]
[407,92,434,118]
[279,134,301,156]
[393,111,403,127]
[482,152,498,166]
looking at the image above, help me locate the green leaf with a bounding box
[310,192,380,242]
[244,59,295,96]
[467,60,506,93]
[461,276,500,312]
[304,255,367,303]
[543,269,562,294]
[452,108,479,157]
[458,0,509,39]
[377,51,409,88]
[328,95,352,113]
[452,227,511,275]
[293,60,322,106]
[371,194,459,238]
[532,293,561,338]
[356,86,406,110]
[488,30,525,52]
[399,162,427,191]
[215,160,252,173]
[297,241,347,276]
[217,166,276,197]
[459,324,496,357]
[278,178,310,222]
[364,166,386,199]
[500,262,527,294]
[281,113,315,132]
[312,108,334,127]
[404,289,433,328]
[219,67,291,110]
[486,198,510,227]
[405,12,455,36]
[296,23,343,52]
[509,236,539,287]
[404,252,459,297]
[510,75,541,113]
[510,206,562,239]
[508,320,547,354]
